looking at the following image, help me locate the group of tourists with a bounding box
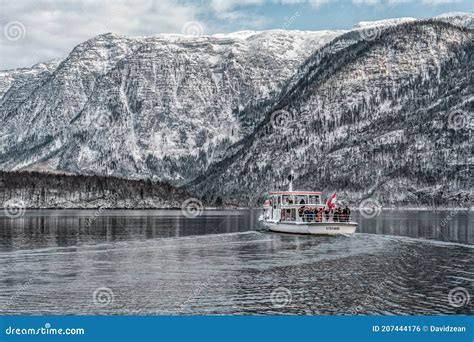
[301,206,351,222]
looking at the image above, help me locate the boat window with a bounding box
[308,195,320,204]
[296,195,307,204]
[282,195,294,205]
[281,208,296,221]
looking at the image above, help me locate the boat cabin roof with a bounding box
[268,191,322,196]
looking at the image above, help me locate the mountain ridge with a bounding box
[0,13,472,207]
[186,19,473,206]
[0,29,343,184]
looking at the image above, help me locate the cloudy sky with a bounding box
[0,0,472,70]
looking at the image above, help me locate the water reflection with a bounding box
[353,210,473,244]
[0,209,472,252]
[0,209,472,315]
[0,210,261,251]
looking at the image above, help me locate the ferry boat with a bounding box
[261,190,358,236]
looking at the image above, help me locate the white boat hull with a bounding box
[263,221,357,235]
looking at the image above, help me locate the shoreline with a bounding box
[1,207,472,211]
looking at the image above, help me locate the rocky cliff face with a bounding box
[0,60,61,99]
[188,20,473,207]
[0,30,342,184]
[1,13,472,208]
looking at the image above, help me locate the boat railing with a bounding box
[280,212,352,223]
[273,205,352,223]
[280,204,322,208]
[301,214,351,223]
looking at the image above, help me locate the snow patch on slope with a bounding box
[353,17,416,29]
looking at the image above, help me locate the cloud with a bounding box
[306,0,333,8]
[422,0,462,4]
[387,0,413,4]
[0,0,275,69]
[209,0,269,27]
[276,0,330,6]
[357,0,462,4]
[211,0,264,16]
[0,0,470,69]
[0,0,201,70]
[352,0,380,5]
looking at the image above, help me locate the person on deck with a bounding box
[340,207,346,222]
[324,208,330,222]
[316,208,322,222]
[309,208,316,222]
[344,206,351,222]
[333,208,339,222]
[302,207,309,222]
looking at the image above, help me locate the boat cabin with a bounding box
[263,191,324,222]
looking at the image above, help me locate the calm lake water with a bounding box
[0,209,472,315]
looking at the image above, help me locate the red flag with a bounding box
[325,193,337,210]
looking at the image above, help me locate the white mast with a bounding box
[288,170,293,192]
[286,136,294,192]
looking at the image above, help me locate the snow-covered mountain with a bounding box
[434,12,474,29]
[0,29,343,184]
[188,19,473,206]
[353,17,416,29]
[0,60,61,99]
[1,13,473,207]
